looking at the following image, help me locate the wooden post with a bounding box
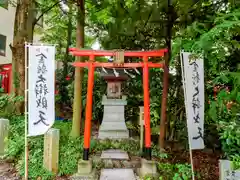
[159,0,173,149]
[139,106,144,153]
[0,119,9,156]
[43,128,60,174]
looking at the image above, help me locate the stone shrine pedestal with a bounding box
[98,95,129,139]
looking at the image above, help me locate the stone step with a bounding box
[98,130,129,139]
[100,168,136,180]
[93,154,141,169]
[99,124,128,131]
[101,149,129,160]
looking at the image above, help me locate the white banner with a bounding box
[181,52,205,150]
[28,45,55,136]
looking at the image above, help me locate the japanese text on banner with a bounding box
[28,45,55,136]
[181,52,205,150]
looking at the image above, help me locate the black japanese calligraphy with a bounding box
[192,96,200,114]
[193,127,203,140]
[33,111,49,126]
[36,52,47,59]
[36,96,41,107]
[193,86,199,97]
[36,74,46,83]
[42,97,48,109]
[34,51,49,126]
[190,61,200,85]
[190,60,203,142]
[193,113,200,123]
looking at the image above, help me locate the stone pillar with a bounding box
[0,118,9,156]
[43,128,60,174]
[98,95,129,139]
[219,160,240,180]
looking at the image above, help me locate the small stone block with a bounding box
[101,149,129,160]
[77,159,92,174]
[139,158,158,177]
[43,128,60,174]
[100,168,136,180]
[0,119,9,156]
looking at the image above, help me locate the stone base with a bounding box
[77,159,92,175]
[98,95,129,140]
[138,158,158,178]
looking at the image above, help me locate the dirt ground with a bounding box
[155,149,221,180]
[0,160,20,180]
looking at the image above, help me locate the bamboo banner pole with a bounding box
[24,42,29,180]
[180,51,195,180]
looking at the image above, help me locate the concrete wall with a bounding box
[0,4,15,65]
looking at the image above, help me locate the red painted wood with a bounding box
[72,62,164,68]
[69,48,168,57]
[143,56,151,148]
[84,55,95,149]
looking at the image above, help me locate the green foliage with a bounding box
[0,88,4,93]
[90,139,140,155]
[152,145,168,159]
[0,94,24,118]
[6,116,84,179]
[173,8,240,75]
[6,115,172,179]
[219,120,240,157]
[66,71,106,121]
[231,154,240,170]
[208,71,240,157]
[157,163,197,180]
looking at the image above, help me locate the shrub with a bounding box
[157,163,196,180]
[0,94,23,118]
[6,116,83,179]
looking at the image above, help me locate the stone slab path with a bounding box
[101,149,129,160]
[100,169,136,180]
[99,149,137,180]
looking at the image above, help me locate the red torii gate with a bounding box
[69,48,168,161]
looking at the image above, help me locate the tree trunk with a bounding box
[159,2,173,149]
[71,0,85,137]
[63,3,73,77]
[59,3,73,107]
[11,0,34,113]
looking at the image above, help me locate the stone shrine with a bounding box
[98,68,129,139]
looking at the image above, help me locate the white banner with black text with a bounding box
[28,45,55,136]
[181,52,205,150]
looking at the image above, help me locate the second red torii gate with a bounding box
[69,48,168,161]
